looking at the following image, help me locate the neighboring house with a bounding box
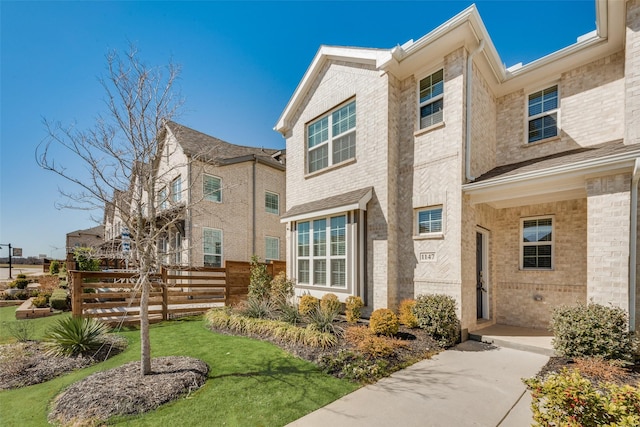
[276,0,640,334]
[66,225,104,253]
[103,122,286,267]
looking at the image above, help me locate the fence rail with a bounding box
[70,261,286,325]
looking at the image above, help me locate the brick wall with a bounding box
[627,0,640,145]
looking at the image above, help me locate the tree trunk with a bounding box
[140,274,151,375]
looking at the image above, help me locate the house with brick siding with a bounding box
[276,0,640,336]
[102,121,286,267]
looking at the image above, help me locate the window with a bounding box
[174,232,182,264]
[157,188,167,210]
[296,215,347,288]
[265,236,279,260]
[419,69,444,129]
[521,217,553,269]
[158,236,168,265]
[171,176,182,203]
[307,101,356,173]
[416,207,443,235]
[528,85,559,143]
[204,175,222,202]
[203,228,223,267]
[265,192,279,215]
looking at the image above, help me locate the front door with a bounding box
[476,231,487,319]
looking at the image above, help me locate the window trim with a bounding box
[265,236,280,261]
[265,191,280,215]
[417,69,445,130]
[520,215,554,270]
[157,187,168,210]
[306,99,356,174]
[203,174,222,203]
[171,176,182,203]
[203,227,223,268]
[525,84,560,144]
[414,205,444,238]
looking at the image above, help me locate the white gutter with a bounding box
[465,39,485,182]
[630,158,640,331]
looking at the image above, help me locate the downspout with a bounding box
[465,39,485,182]
[188,161,192,267]
[629,158,640,332]
[252,156,257,256]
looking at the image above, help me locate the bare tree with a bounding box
[37,46,183,375]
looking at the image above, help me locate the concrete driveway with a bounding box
[288,340,548,427]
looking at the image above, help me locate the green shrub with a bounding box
[32,295,48,308]
[239,297,276,319]
[0,291,16,300]
[49,260,60,275]
[16,274,26,279]
[369,308,399,336]
[345,326,407,359]
[50,289,69,310]
[307,304,343,336]
[3,320,35,342]
[320,293,342,314]
[73,247,101,271]
[345,296,364,324]
[43,316,111,356]
[248,255,272,301]
[413,294,460,347]
[398,299,418,328]
[12,278,29,290]
[551,303,635,360]
[15,291,29,300]
[525,369,640,426]
[277,301,303,325]
[319,350,390,383]
[298,294,319,316]
[270,271,294,303]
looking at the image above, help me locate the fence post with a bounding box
[161,266,169,321]
[71,271,83,317]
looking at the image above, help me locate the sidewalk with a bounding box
[288,340,548,427]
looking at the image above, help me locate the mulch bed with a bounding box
[536,356,640,387]
[48,356,209,426]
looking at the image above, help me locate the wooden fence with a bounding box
[70,261,286,325]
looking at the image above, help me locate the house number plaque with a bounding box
[419,252,436,262]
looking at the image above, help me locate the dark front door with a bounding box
[476,232,485,319]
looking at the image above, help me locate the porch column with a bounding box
[586,173,631,310]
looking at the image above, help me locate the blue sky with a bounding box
[1,0,596,259]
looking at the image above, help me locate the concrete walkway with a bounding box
[288,340,548,427]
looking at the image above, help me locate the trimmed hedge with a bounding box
[412,294,460,347]
[50,289,69,310]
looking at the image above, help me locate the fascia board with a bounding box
[274,46,387,135]
[280,188,372,223]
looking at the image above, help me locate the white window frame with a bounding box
[306,100,356,174]
[418,69,444,130]
[415,206,444,237]
[171,176,182,203]
[203,227,223,268]
[265,236,280,261]
[520,216,554,270]
[265,191,280,215]
[203,174,222,203]
[158,187,167,210]
[173,231,182,265]
[296,214,348,289]
[526,84,560,144]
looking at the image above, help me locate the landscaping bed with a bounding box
[537,356,640,387]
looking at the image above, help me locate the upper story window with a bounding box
[307,101,356,173]
[204,175,222,203]
[528,85,559,143]
[521,216,553,269]
[416,206,443,235]
[171,176,182,203]
[265,191,279,215]
[157,187,167,210]
[419,69,444,129]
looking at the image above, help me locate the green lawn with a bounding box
[0,308,358,426]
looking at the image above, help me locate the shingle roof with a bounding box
[282,187,373,220]
[66,225,104,238]
[473,140,640,183]
[166,121,284,169]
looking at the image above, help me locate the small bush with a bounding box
[320,293,342,314]
[398,299,418,328]
[43,316,111,356]
[50,289,69,310]
[248,255,272,301]
[307,304,343,336]
[525,369,640,426]
[369,308,399,336]
[3,321,35,342]
[298,294,319,316]
[277,301,303,325]
[551,303,635,361]
[1,291,15,300]
[49,260,60,275]
[345,296,364,324]
[15,291,29,300]
[73,247,101,271]
[12,278,29,290]
[239,297,276,319]
[319,350,390,383]
[32,295,48,308]
[413,294,460,347]
[16,274,26,279]
[345,326,407,359]
[270,271,294,304]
